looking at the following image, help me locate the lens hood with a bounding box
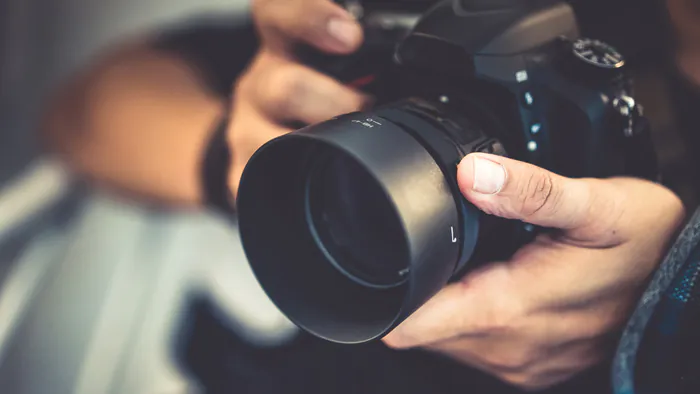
[237,112,470,343]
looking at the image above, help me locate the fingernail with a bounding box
[327,17,361,49]
[472,156,506,194]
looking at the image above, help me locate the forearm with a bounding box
[42,44,226,207]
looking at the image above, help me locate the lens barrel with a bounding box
[237,100,494,343]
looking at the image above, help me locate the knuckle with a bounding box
[472,306,517,335]
[458,276,528,336]
[586,316,619,340]
[517,170,560,218]
[328,91,366,117]
[577,179,625,240]
[474,199,511,219]
[266,66,306,112]
[486,346,539,373]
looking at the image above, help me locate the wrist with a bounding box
[226,115,243,203]
[201,102,236,216]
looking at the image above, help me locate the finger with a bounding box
[253,0,363,55]
[382,240,621,348]
[456,153,623,232]
[486,346,605,392]
[228,109,291,198]
[252,59,367,124]
[488,338,607,391]
[384,201,679,349]
[383,262,524,348]
[426,334,605,391]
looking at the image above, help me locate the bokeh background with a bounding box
[0,1,299,393]
[0,1,689,393]
[1,0,248,181]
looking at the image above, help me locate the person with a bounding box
[40,0,690,393]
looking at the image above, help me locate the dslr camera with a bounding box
[236,0,656,344]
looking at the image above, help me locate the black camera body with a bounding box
[236,0,657,344]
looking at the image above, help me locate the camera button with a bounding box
[527,141,538,152]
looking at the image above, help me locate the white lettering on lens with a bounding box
[451,227,457,243]
[352,120,375,128]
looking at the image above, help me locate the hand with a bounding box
[228,0,367,196]
[383,153,685,391]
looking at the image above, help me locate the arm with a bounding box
[42,6,365,208]
[42,41,227,207]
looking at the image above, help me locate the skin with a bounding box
[668,0,700,84]
[383,154,684,390]
[41,0,365,205]
[43,0,686,390]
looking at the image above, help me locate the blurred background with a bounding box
[0,1,301,393]
[0,0,688,393]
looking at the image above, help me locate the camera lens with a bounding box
[237,102,484,343]
[306,153,409,289]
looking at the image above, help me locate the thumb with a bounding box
[457,153,609,231]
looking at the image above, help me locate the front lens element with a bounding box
[306,153,409,289]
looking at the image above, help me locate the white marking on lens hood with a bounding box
[516,70,529,83]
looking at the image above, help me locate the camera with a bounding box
[236,0,657,344]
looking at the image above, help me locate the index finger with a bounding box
[382,262,521,349]
[382,240,619,349]
[253,0,363,56]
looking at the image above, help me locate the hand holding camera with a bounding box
[233,0,686,389]
[382,153,683,390]
[227,0,368,197]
